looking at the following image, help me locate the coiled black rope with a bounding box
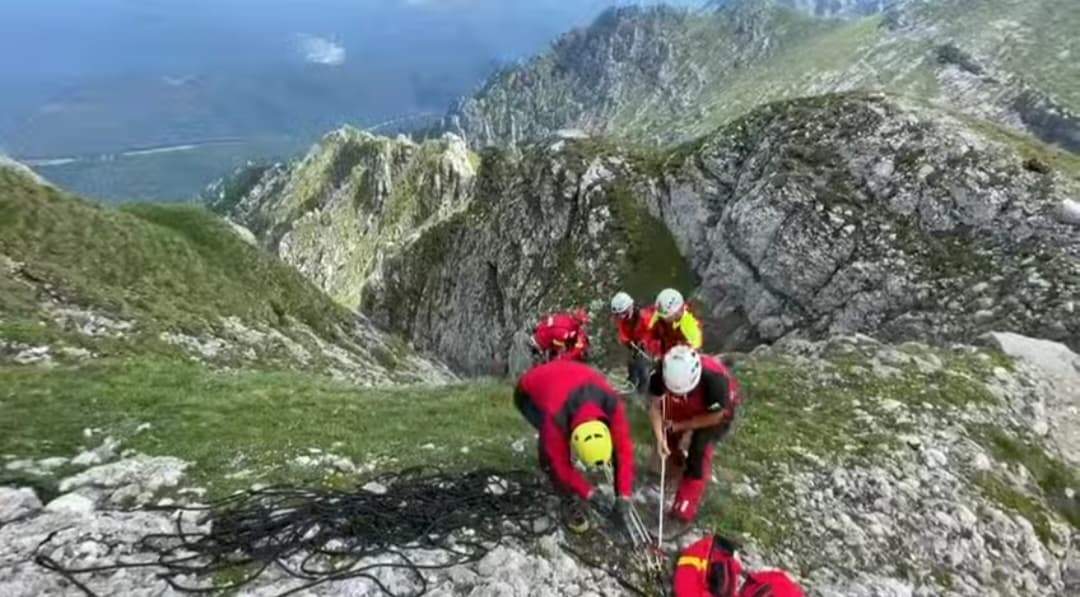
[35,468,564,597]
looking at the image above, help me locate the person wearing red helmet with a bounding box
[513,359,636,530]
[610,291,661,394]
[531,309,590,363]
[649,345,741,523]
[674,535,805,597]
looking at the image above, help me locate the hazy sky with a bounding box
[1,1,703,80]
[0,1,704,155]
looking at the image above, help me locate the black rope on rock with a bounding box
[34,468,567,597]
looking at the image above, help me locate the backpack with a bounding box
[737,570,805,597]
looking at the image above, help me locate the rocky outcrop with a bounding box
[0,488,41,525]
[214,129,478,310]
[359,139,694,374]
[983,332,1080,466]
[648,93,1080,352]
[219,129,695,373]
[733,333,1080,596]
[226,93,1079,371]
[441,0,1080,152]
[444,5,709,149]
[2,333,1077,595]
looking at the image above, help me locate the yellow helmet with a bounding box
[571,420,613,468]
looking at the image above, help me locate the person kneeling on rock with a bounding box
[649,346,741,524]
[513,359,635,531]
[674,534,805,597]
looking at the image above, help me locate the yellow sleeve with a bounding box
[679,312,703,349]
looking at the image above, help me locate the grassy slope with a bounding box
[0,358,524,499]
[915,0,1080,109]
[0,167,356,358]
[2,340,1074,551]
[700,343,1078,553]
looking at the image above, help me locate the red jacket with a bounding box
[674,535,804,597]
[616,305,661,357]
[673,535,742,597]
[648,304,703,353]
[652,355,741,423]
[533,312,589,362]
[516,360,635,498]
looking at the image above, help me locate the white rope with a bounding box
[658,394,667,548]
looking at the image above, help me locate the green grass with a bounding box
[973,473,1055,544]
[964,116,1080,183]
[0,168,356,347]
[0,357,532,497]
[0,328,1061,560]
[607,184,698,305]
[977,428,1080,530]
[696,343,1007,550]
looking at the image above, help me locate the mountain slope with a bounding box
[206,129,480,311]
[214,129,696,373]
[0,162,453,385]
[443,0,1080,151]
[647,92,1080,351]
[218,93,1080,372]
[2,331,1077,595]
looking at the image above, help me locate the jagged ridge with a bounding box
[220,93,1080,373]
[442,0,1080,152]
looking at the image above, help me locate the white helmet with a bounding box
[656,288,685,320]
[663,345,702,395]
[610,292,634,316]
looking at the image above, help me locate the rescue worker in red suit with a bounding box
[674,534,805,597]
[650,288,703,354]
[531,309,590,363]
[649,346,741,523]
[513,359,636,529]
[610,292,661,394]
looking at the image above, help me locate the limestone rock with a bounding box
[0,488,41,525]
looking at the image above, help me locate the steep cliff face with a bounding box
[208,128,478,310]
[646,92,1080,351]
[443,0,1080,152]
[218,131,696,374]
[221,93,1080,372]
[359,139,695,374]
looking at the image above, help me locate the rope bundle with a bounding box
[35,468,559,597]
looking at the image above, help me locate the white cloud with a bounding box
[296,34,346,66]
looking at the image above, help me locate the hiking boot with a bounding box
[671,478,707,523]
